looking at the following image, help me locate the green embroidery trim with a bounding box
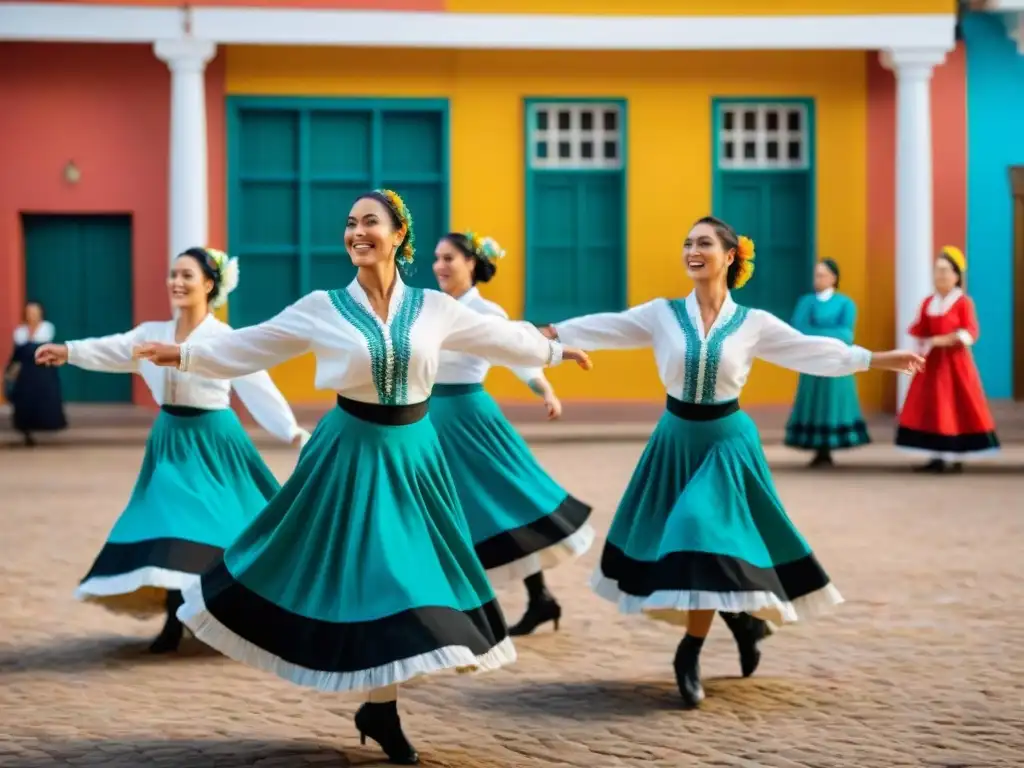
[388,288,424,405]
[669,299,700,402]
[700,306,749,403]
[327,287,424,405]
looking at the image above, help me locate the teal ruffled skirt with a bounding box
[429,383,593,584]
[178,397,516,693]
[592,397,843,628]
[75,406,280,617]
[785,374,870,451]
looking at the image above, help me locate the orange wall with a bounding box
[865,43,966,412]
[0,42,226,405]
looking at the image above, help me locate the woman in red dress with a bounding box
[895,246,999,473]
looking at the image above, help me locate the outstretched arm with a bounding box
[61,325,148,373]
[550,300,659,351]
[441,295,590,370]
[232,371,310,446]
[136,295,317,378]
[754,311,922,377]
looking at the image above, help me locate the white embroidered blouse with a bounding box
[13,322,56,345]
[176,277,563,405]
[435,287,545,386]
[66,314,307,444]
[553,292,873,404]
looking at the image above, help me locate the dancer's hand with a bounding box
[869,350,925,375]
[561,347,592,371]
[34,344,68,367]
[133,342,182,368]
[537,324,558,340]
[544,393,563,421]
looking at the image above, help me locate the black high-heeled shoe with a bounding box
[914,458,946,473]
[149,590,184,654]
[354,702,419,765]
[508,597,562,636]
[719,611,768,678]
[673,636,705,709]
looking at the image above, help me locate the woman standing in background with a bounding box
[4,301,67,447]
[784,259,870,467]
[895,246,999,473]
[430,231,593,637]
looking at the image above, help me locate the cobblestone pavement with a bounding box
[2,443,1022,768]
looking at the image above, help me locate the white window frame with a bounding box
[717,102,810,171]
[528,102,624,171]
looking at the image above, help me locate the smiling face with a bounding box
[432,238,474,296]
[933,256,960,293]
[168,255,213,310]
[683,221,734,287]
[813,262,837,293]
[345,196,406,268]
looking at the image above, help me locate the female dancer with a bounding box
[135,190,591,764]
[431,231,593,636]
[542,215,923,708]
[895,246,999,473]
[784,259,870,467]
[36,247,307,653]
[5,300,67,446]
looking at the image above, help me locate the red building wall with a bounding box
[865,43,967,412]
[0,42,226,405]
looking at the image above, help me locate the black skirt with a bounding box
[6,342,67,433]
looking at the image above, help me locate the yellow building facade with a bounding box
[210,0,955,409]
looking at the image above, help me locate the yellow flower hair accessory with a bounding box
[732,235,756,290]
[196,247,239,309]
[376,188,416,266]
[940,245,966,274]
[464,231,506,263]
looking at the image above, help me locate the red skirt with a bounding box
[895,345,999,455]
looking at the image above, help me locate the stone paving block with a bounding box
[1,443,1022,767]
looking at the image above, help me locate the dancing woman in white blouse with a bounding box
[540,215,923,708]
[430,232,594,637]
[35,247,307,653]
[135,190,591,766]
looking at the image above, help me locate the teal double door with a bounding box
[22,214,134,403]
[228,97,450,327]
[717,172,813,322]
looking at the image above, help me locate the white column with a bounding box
[881,48,947,409]
[154,39,216,265]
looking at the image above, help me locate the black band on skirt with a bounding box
[895,425,1000,454]
[666,396,739,421]
[600,543,831,602]
[336,395,428,425]
[432,383,485,397]
[82,537,223,581]
[474,494,592,569]
[161,404,216,418]
[200,560,508,673]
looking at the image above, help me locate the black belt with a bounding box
[432,383,484,397]
[665,396,739,421]
[336,395,428,425]
[160,404,215,418]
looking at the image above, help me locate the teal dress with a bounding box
[175,281,560,692]
[784,292,870,452]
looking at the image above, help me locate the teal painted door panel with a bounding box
[22,214,133,403]
[230,100,449,327]
[718,172,811,322]
[527,172,624,323]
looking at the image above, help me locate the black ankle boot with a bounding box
[914,458,946,473]
[808,449,833,468]
[719,611,768,677]
[673,635,705,708]
[149,590,184,654]
[354,702,419,765]
[508,597,562,636]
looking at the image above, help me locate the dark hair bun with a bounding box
[473,258,497,284]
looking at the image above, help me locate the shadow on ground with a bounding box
[0,739,353,768]
[0,635,221,676]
